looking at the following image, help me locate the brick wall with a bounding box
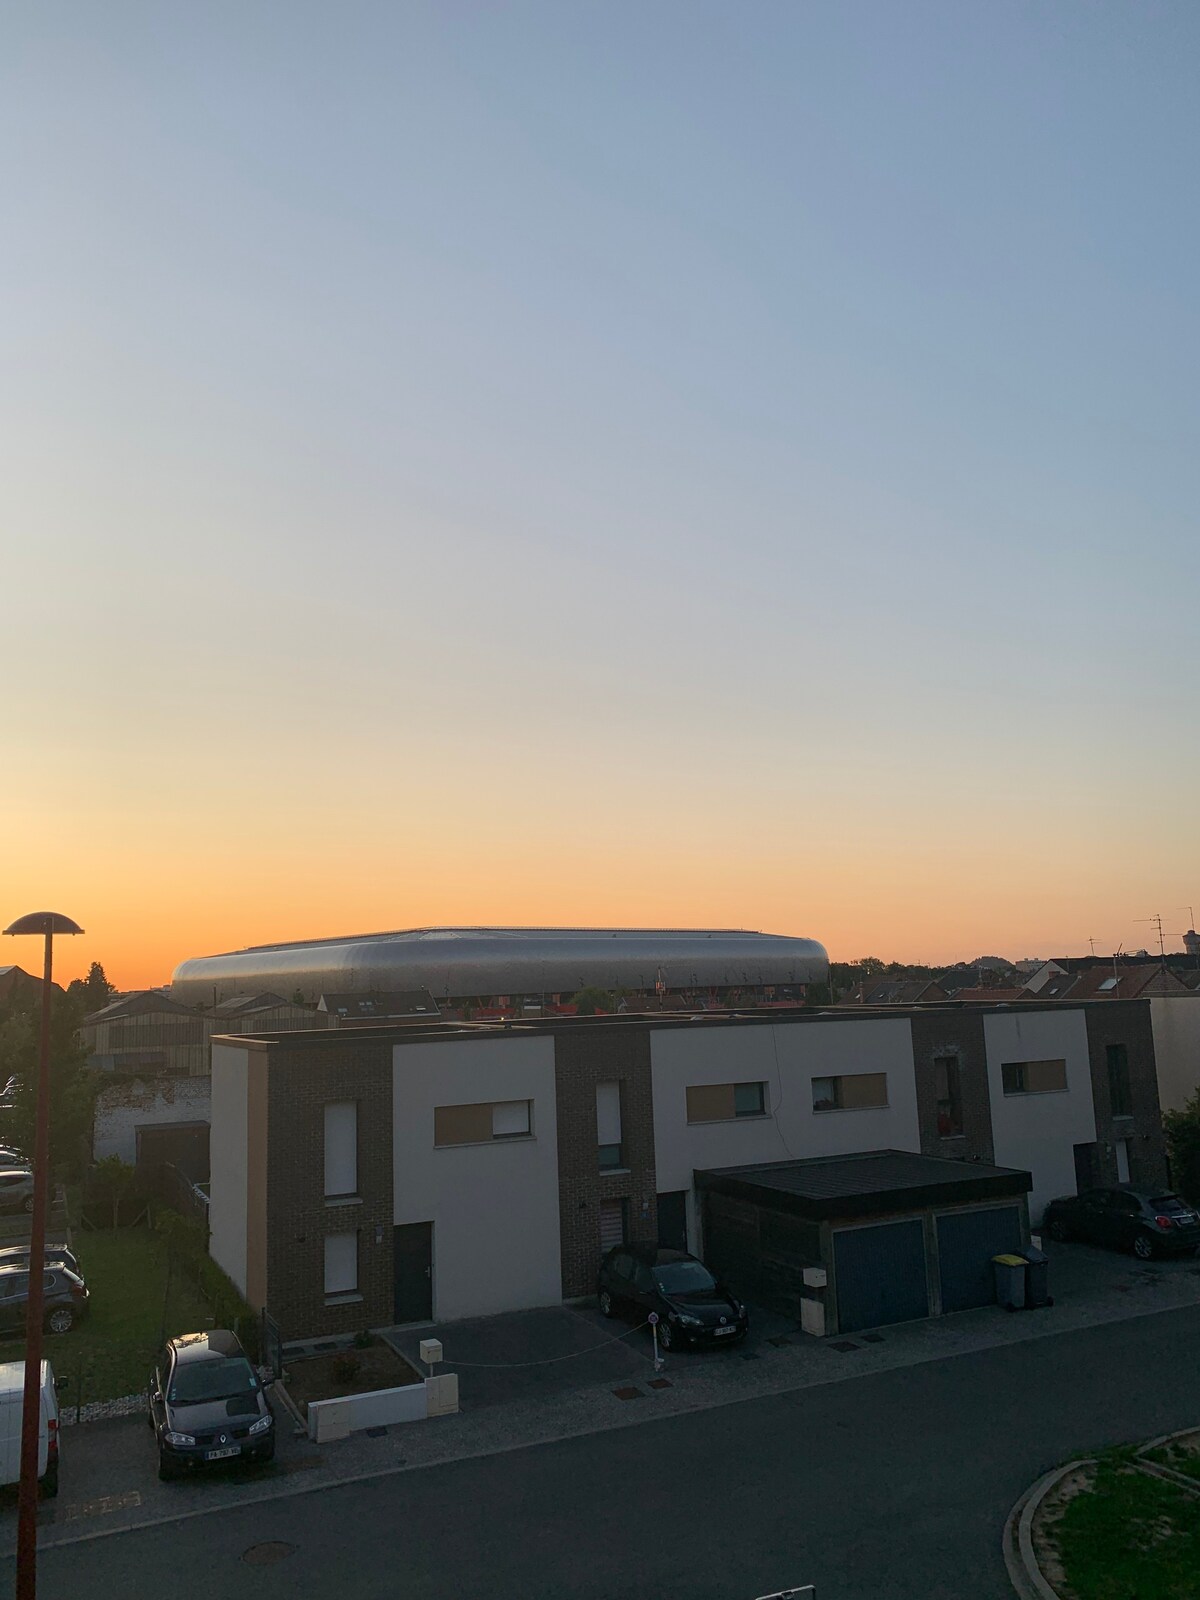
[909,1011,996,1163]
[1083,1000,1169,1191]
[554,1027,659,1298]
[264,1039,395,1340]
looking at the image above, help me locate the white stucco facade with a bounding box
[209,1043,250,1298]
[1149,995,1200,1113]
[983,1010,1095,1222]
[650,1018,921,1248]
[92,1075,212,1165]
[392,1035,561,1321]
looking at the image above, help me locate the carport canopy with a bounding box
[695,1148,1031,1220]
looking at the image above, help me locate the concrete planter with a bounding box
[307,1374,459,1442]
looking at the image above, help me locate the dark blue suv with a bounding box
[149,1330,274,1480]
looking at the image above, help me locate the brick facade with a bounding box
[1083,1001,1169,1192]
[265,1039,395,1341]
[553,1026,658,1298]
[909,1011,996,1163]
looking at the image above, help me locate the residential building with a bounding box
[208,996,1165,1342]
[844,979,948,1005]
[0,965,62,1006]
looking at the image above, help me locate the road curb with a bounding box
[1002,1460,1085,1600]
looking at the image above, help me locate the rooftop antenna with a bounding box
[1087,937,1096,959]
[1134,915,1167,970]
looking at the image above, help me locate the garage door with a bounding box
[834,1220,929,1334]
[936,1206,1023,1315]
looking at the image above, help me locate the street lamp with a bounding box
[3,913,82,1600]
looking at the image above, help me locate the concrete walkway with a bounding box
[6,1238,1200,1551]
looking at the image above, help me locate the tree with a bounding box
[572,987,615,1016]
[67,962,117,1015]
[1165,1089,1200,1207]
[804,982,833,1007]
[855,957,886,978]
[91,1154,136,1230]
[0,988,98,1180]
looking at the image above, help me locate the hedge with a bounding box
[153,1206,261,1361]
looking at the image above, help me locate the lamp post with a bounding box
[3,913,82,1600]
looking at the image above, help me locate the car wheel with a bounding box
[598,1289,615,1318]
[46,1307,73,1335]
[1047,1218,1070,1242]
[1133,1232,1156,1261]
[22,1196,34,1215]
[657,1320,674,1352]
[39,1462,58,1499]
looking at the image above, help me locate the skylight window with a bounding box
[1098,977,1119,992]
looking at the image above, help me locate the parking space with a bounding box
[382,1297,802,1412]
[0,1405,318,1553]
[1037,1233,1200,1300]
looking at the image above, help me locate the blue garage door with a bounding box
[834,1220,929,1334]
[936,1206,1023,1314]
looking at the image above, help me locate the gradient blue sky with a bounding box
[3,2,1198,984]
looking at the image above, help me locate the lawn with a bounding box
[1051,1457,1200,1600]
[0,1227,214,1409]
[1146,1434,1200,1484]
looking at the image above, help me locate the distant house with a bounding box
[952,987,1027,1005]
[0,965,63,1006]
[1021,961,1068,995]
[845,979,948,1006]
[1022,964,1191,1003]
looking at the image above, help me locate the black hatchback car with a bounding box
[149,1330,274,1480]
[1043,1187,1200,1260]
[597,1243,748,1350]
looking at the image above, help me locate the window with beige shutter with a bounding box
[685,1082,769,1123]
[811,1072,888,1112]
[434,1100,533,1146]
[1001,1059,1068,1096]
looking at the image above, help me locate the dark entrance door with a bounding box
[393,1223,433,1323]
[1073,1141,1100,1194]
[656,1191,688,1252]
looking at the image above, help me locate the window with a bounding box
[323,1232,358,1297]
[434,1100,533,1146]
[324,1102,358,1198]
[491,1100,532,1138]
[1098,977,1119,992]
[599,1198,627,1251]
[596,1081,623,1169]
[685,1082,769,1123]
[1106,1044,1132,1117]
[811,1073,888,1113]
[935,1057,963,1137]
[1001,1059,1068,1096]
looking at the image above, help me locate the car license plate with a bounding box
[714,1325,736,1336]
[206,1446,239,1461]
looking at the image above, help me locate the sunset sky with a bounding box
[3,2,1198,991]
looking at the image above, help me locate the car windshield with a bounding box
[653,1260,717,1296]
[1150,1196,1189,1212]
[170,1355,257,1406]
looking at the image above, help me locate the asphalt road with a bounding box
[19,1304,1200,1600]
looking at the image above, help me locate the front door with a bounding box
[393,1223,433,1324]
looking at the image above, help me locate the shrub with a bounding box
[153,1206,260,1360]
[333,1353,361,1383]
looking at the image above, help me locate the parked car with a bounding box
[0,1265,89,1334]
[0,1245,83,1281]
[0,1170,35,1214]
[597,1243,749,1350]
[1043,1187,1200,1260]
[0,1148,29,1170]
[0,1359,60,1497]
[148,1330,274,1481]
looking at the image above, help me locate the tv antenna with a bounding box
[1134,914,1166,967]
[1087,937,1096,958]
[1180,905,1197,932]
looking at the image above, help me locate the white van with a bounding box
[0,1361,59,1498]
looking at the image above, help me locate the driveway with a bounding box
[381,1299,800,1411]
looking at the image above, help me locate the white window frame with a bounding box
[323,1231,358,1299]
[324,1101,358,1198]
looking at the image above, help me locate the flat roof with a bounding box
[697,1149,1032,1221]
[210,993,1150,1052]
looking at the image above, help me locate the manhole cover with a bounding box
[242,1542,297,1566]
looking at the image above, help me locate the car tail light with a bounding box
[1155,1214,1174,1229]
[70,1282,86,1301]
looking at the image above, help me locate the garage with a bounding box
[936,1205,1024,1314]
[834,1219,929,1332]
[697,1149,1032,1338]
